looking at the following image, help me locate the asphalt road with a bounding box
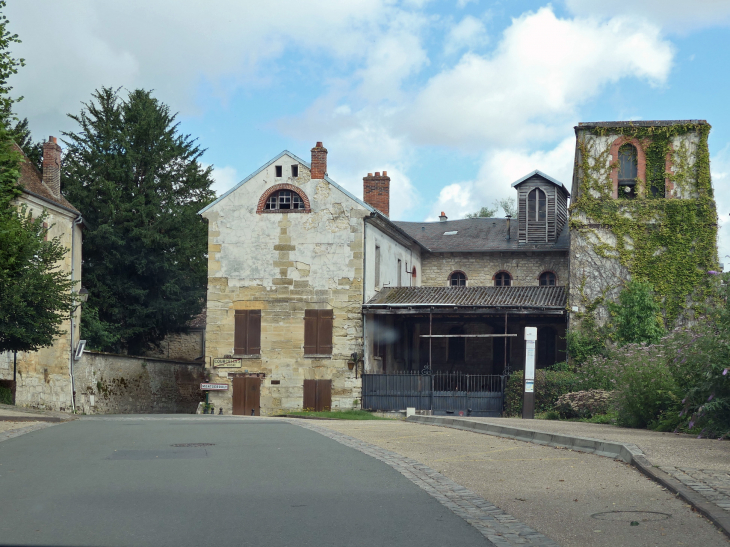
[0,416,490,547]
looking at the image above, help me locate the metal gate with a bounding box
[361,372,505,417]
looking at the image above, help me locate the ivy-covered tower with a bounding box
[568,120,718,327]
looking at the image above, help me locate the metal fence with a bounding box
[361,372,505,417]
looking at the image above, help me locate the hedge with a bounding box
[504,370,581,416]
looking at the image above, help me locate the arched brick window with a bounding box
[539,271,557,286]
[257,183,311,214]
[448,271,467,286]
[610,137,646,199]
[494,271,512,287]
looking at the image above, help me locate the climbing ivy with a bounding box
[570,122,718,327]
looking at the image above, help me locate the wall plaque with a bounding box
[213,357,242,368]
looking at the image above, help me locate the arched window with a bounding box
[539,271,556,286]
[412,265,417,279]
[265,189,305,210]
[449,271,466,286]
[527,188,546,222]
[618,144,638,199]
[494,271,512,287]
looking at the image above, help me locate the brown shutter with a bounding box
[317,310,333,354]
[304,310,317,355]
[234,310,248,354]
[248,310,261,354]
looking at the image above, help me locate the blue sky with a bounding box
[8,0,730,264]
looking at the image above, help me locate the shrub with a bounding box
[555,390,614,419]
[505,370,581,416]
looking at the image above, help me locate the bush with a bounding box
[505,370,581,416]
[555,390,614,419]
[0,385,12,405]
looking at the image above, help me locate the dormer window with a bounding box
[265,190,304,210]
[527,188,546,222]
[618,144,638,199]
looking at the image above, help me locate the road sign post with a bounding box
[523,327,536,420]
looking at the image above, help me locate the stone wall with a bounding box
[421,251,569,287]
[143,329,204,361]
[73,351,205,414]
[202,153,366,415]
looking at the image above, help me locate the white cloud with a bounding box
[565,0,730,32]
[444,16,489,56]
[403,7,673,149]
[711,143,730,270]
[205,164,240,198]
[426,137,575,220]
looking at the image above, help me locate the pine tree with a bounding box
[62,87,215,354]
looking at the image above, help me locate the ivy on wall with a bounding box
[570,123,718,326]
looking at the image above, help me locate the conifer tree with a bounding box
[62,87,215,354]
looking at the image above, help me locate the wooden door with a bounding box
[232,376,261,416]
[303,379,331,411]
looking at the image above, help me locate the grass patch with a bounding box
[534,410,618,425]
[281,409,390,420]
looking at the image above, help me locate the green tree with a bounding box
[0,1,75,353]
[465,197,517,218]
[609,280,665,345]
[62,87,215,354]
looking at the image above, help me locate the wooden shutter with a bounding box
[304,310,318,355]
[234,310,248,354]
[248,310,261,354]
[317,310,333,355]
[304,309,333,355]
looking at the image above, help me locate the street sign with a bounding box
[213,358,242,368]
[201,383,228,391]
[523,327,537,419]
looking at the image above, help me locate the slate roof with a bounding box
[393,217,569,252]
[510,169,570,196]
[14,143,80,214]
[364,285,567,309]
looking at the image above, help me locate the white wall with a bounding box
[363,222,421,303]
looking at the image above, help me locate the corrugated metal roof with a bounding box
[364,285,566,309]
[393,218,569,252]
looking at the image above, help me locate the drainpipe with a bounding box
[69,214,83,413]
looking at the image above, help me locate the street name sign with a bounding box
[213,358,242,368]
[201,383,229,391]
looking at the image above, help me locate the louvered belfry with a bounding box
[512,170,570,244]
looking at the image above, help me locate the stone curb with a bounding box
[0,415,68,423]
[407,415,730,540]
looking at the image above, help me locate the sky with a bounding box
[7,0,730,266]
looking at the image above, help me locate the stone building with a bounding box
[568,120,718,327]
[200,145,570,415]
[0,138,84,411]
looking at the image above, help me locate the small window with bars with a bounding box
[449,271,466,286]
[539,271,556,286]
[494,271,512,287]
[264,190,305,211]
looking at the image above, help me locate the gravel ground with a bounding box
[314,419,730,547]
[0,421,41,434]
[468,418,730,470]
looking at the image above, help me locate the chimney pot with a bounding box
[310,141,328,179]
[363,170,391,217]
[383,170,387,176]
[42,136,62,199]
[439,211,448,222]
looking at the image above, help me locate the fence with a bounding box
[362,372,505,417]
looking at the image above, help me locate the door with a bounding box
[303,379,331,411]
[232,376,261,416]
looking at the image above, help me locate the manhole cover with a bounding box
[591,511,671,522]
[170,443,215,447]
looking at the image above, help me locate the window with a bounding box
[291,165,299,177]
[618,144,638,199]
[304,309,333,356]
[374,246,381,287]
[449,271,466,286]
[412,265,417,279]
[234,310,261,355]
[539,272,556,286]
[275,165,283,177]
[494,271,512,287]
[527,188,546,222]
[397,259,402,287]
[264,190,305,211]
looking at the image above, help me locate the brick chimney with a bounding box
[42,136,62,199]
[310,141,328,179]
[363,171,390,217]
[439,211,448,222]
